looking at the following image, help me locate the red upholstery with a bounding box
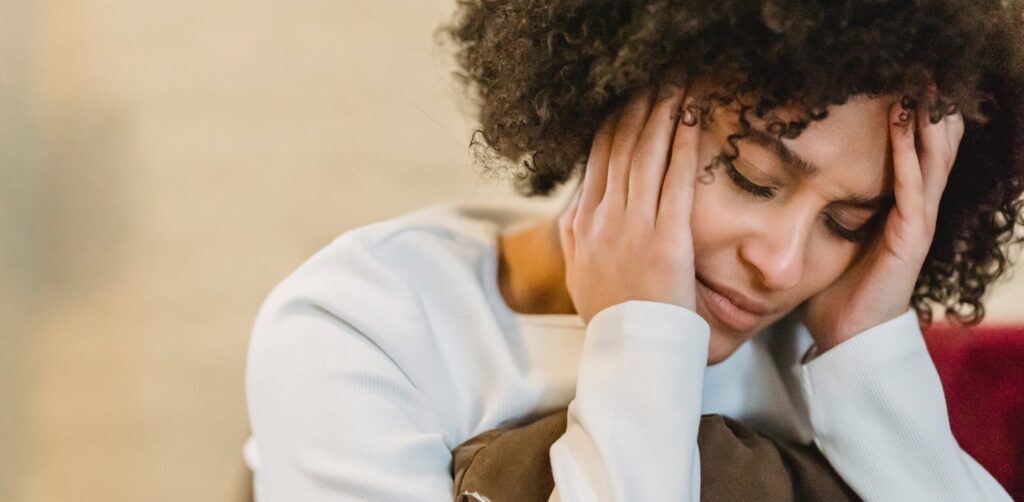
[923,323,1024,499]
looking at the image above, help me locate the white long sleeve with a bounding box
[798,308,1013,501]
[547,300,710,502]
[245,199,1011,502]
[247,302,454,501]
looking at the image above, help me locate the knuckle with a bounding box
[648,241,686,270]
[594,200,619,218]
[571,214,588,238]
[560,202,577,222]
[629,154,651,174]
[558,214,573,236]
[647,240,673,262]
[590,217,617,242]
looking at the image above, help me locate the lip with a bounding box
[696,275,772,315]
[696,275,771,332]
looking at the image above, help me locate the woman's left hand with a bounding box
[802,91,965,353]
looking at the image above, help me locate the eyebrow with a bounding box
[745,129,820,175]
[742,128,895,211]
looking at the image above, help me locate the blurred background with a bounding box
[0,1,1021,501]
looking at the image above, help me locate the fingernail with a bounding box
[897,96,914,124]
[681,99,700,126]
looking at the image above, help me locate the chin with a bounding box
[695,304,756,365]
[706,331,745,366]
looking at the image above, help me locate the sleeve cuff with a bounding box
[791,308,1013,500]
[553,300,710,501]
[796,306,934,437]
[586,300,711,355]
[798,307,921,372]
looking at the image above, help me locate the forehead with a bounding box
[711,94,898,201]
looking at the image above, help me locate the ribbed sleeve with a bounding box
[547,300,711,502]
[247,301,455,501]
[246,227,465,501]
[798,308,1012,501]
[245,200,1013,501]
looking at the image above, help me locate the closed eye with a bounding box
[720,156,775,198]
[719,155,872,243]
[824,215,873,243]
[720,155,776,198]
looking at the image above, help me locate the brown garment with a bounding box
[451,409,861,502]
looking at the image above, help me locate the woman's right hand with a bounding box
[558,85,703,325]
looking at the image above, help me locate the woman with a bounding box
[245,1,1023,500]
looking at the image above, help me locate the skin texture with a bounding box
[498,82,963,364]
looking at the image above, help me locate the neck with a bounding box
[496,215,577,315]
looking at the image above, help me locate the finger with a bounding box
[945,109,965,153]
[656,96,702,235]
[627,84,687,226]
[915,88,951,217]
[891,98,926,227]
[558,181,583,265]
[562,177,584,217]
[944,108,965,177]
[915,86,945,167]
[577,109,619,223]
[605,88,656,210]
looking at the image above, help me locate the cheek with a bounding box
[799,245,861,299]
[692,170,865,297]
[691,182,734,265]
[689,129,869,302]
[691,137,731,248]
[690,177,724,245]
[691,165,749,249]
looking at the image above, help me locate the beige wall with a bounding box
[2,1,1022,501]
[7,1,543,501]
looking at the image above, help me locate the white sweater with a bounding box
[244,199,1010,502]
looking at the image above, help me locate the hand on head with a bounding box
[559,85,702,324]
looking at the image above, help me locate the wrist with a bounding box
[810,305,913,355]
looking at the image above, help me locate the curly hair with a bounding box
[437,0,1024,327]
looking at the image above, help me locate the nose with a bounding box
[738,210,812,291]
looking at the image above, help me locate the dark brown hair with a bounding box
[438,0,1024,327]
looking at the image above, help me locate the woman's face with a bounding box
[691,94,899,364]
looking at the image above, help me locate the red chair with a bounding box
[924,323,1024,499]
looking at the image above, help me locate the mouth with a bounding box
[695,275,769,333]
